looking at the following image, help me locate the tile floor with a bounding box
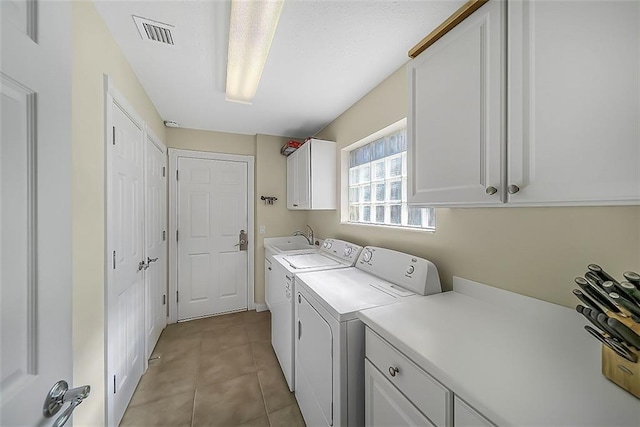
[120,310,306,427]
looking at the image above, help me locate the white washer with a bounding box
[294,246,441,427]
[270,238,363,391]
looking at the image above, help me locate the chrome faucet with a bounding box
[293,225,315,245]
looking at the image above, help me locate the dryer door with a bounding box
[296,292,333,426]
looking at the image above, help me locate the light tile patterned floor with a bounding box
[120,311,305,427]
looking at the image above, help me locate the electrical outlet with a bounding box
[259,225,266,235]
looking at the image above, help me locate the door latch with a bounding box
[235,229,248,251]
[43,380,91,427]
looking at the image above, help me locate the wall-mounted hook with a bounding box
[260,196,278,205]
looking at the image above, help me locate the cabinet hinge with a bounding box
[176,230,179,241]
[162,230,166,241]
[112,126,115,145]
[176,291,179,303]
[163,294,166,305]
[331,402,333,422]
[176,170,179,180]
[162,166,166,177]
[112,251,116,269]
[113,375,116,394]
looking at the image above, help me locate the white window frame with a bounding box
[340,118,435,231]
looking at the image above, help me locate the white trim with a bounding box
[254,303,268,312]
[168,148,256,324]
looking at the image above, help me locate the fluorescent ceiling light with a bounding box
[226,0,284,104]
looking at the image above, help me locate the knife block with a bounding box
[601,312,640,399]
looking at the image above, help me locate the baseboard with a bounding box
[254,303,268,312]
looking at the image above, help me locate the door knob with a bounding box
[43,380,91,427]
[508,184,520,194]
[485,186,497,195]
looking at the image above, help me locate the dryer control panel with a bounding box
[356,246,441,296]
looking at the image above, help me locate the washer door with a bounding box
[296,292,333,426]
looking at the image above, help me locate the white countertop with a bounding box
[357,277,640,426]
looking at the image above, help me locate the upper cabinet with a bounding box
[287,138,336,210]
[408,0,640,207]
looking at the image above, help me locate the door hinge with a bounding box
[176,170,179,180]
[162,166,166,177]
[162,230,166,241]
[176,291,179,303]
[112,126,115,145]
[112,251,116,269]
[113,375,116,394]
[176,230,179,241]
[163,294,166,305]
[331,402,333,422]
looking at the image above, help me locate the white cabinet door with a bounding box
[508,0,640,205]
[296,142,311,209]
[408,0,505,206]
[286,152,298,209]
[365,360,435,427]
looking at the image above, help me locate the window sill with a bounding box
[339,221,435,234]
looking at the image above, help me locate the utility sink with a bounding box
[264,236,316,254]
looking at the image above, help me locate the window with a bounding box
[347,127,435,229]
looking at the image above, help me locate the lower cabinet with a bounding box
[365,360,435,427]
[365,327,495,427]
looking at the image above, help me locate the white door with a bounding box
[108,101,145,425]
[296,142,311,209]
[296,292,333,426]
[144,134,167,359]
[1,1,79,426]
[177,156,249,320]
[407,0,505,205]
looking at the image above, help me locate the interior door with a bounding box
[1,1,77,425]
[108,101,145,424]
[144,134,167,359]
[177,156,249,320]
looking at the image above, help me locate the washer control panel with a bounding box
[320,238,363,264]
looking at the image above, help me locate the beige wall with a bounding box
[255,135,309,302]
[72,2,165,425]
[166,130,307,305]
[311,66,640,308]
[166,127,256,155]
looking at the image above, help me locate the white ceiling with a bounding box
[94,0,464,138]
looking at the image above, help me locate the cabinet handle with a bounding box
[485,186,497,195]
[508,184,520,194]
[268,267,271,271]
[389,366,399,377]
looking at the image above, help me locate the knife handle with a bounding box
[575,277,621,313]
[623,271,640,287]
[607,317,640,350]
[595,312,626,343]
[584,326,638,363]
[572,289,603,314]
[588,264,620,285]
[609,292,640,320]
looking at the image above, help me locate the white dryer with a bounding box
[270,239,363,391]
[294,246,441,427]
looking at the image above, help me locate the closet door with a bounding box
[108,99,145,425]
[144,134,167,359]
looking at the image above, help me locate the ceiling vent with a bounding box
[133,16,175,45]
